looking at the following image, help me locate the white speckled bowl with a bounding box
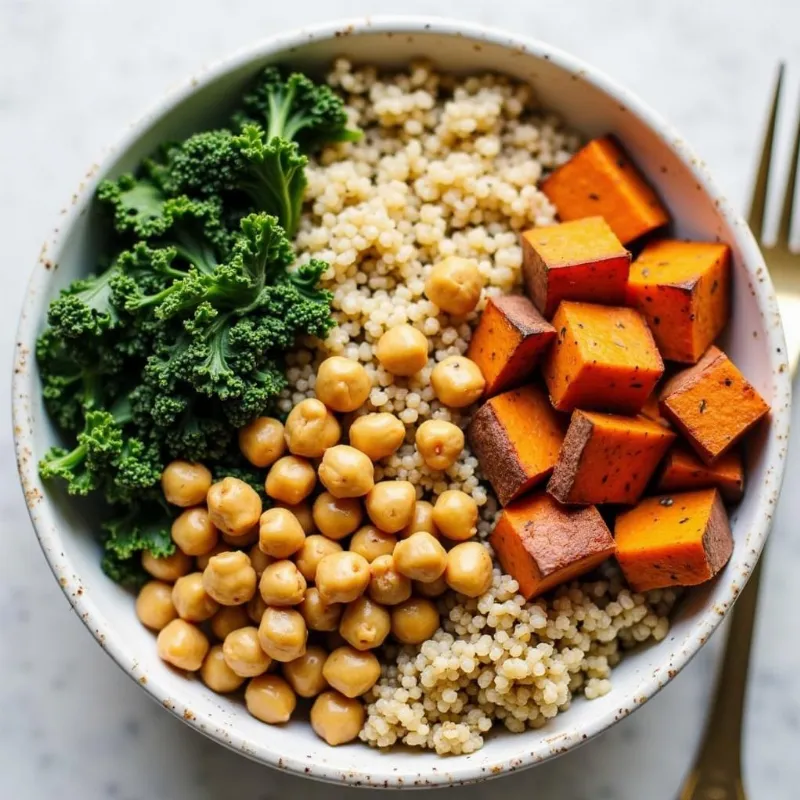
[12,15,792,789]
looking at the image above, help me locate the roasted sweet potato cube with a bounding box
[520,216,631,318]
[547,411,675,505]
[614,489,733,591]
[626,240,731,363]
[659,346,769,464]
[542,301,664,414]
[467,296,556,397]
[490,493,616,599]
[468,384,566,506]
[541,136,669,245]
[656,444,744,503]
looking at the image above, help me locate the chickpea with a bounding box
[210,605,250,640]
[283,645,329,698]
[445,542,493,598]
[431,356,486,408]
[238,416,286,468]
[399,500,439,540]
[391,597,440,644]
[339,596,391,651]
[258,607,307,662]
[318,445,374,499]
[415,419,465,471]
[222,626,271,677]
[312,492,363,541]
[172,573,219,622]
[203,550,257,606]
[259,560,307,606]
[348,413,406,461]
[414,575,449,599]
[171,506,218,556]
[432,490,478,541]
[247,594,268,625]
[245,675,297,724]
[157,619,209,671]
[393,532,447,583]
[365,480,416,534]
[275,501,315,535]
[299,588,343,632]
[315,357,371,413]
[142,549,192,583]
[284,398,341,458]
[200,645,245,693]
[161,460,212,507]
[265,456,317,505]
[322,646,381,698]
[368,555,412,605]
[295,535,343,583]
[315,551,371,605]
[221,526,259,548]
[135,580,177,631]
[349,525,396,563]
[207,477,262,537]
[196,543,230,572]
[375,324,429,377]
[311,691,365,746]
[258,507,306,558]
[248,543,272,578]
[424,256,483,315]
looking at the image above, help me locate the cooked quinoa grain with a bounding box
[360,565,677,754]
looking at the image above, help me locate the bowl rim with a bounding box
[12,13,792,788]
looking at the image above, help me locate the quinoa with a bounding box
[284,59,675,755]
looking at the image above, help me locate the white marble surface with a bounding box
[2,1,799,797]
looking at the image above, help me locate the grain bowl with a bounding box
[13,16,791,788]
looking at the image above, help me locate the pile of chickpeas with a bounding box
[135,258,494,747]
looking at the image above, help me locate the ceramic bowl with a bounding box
[12,15,791,788]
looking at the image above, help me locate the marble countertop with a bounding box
[2,1,799,797]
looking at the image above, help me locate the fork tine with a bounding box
[778,94,800,246]
[748,63,785,239]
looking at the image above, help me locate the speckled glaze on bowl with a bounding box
[12,15,792,789]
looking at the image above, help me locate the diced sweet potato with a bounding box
[490,493,616,599]
[659,346,769,464]
[640,391,673,429]
[520,216,631,318]
[547,410,675,505]
[656,444,744,502]
[468,384,566,506]
[614,489,733,591]
[541,136,669,245]
[626,240,731,363]
[467,296,556,397]
[542,301,664,414]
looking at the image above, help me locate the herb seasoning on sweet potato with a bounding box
[659,345,769,464]
[614,489,733,592]
[490,493,616,600]
[521,216,631,317]
[468,385,566,506]
[540,136,669,245]
[626,239,731,363]
[542,301,664,413]
[466,296,556,397]
[656,444,744,502]
[548,410,675,505]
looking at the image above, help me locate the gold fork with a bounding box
[677,63,800,800]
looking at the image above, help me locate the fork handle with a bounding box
[677,556,764,800]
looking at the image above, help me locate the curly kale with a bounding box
[233,66,362,150]
[38,65,340,585]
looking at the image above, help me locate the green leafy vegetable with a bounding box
[36,65,355,583]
